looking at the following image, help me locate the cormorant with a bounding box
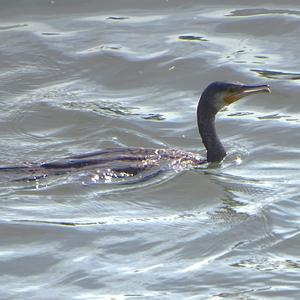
[0,82,271,182]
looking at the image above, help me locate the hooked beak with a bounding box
[224,84,271,105]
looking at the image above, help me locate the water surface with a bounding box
[1,0,300,299]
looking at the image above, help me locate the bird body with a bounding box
[0,82,270,182]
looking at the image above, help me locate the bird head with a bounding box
[199,81,271,114]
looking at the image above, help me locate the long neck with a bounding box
[197,103,226,162]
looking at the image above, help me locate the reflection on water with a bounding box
[1,0,300,299]
[178,35,209,42]
[252,68,300,80]
[227,8,300,17]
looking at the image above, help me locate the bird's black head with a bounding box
[197,81,271,163]
[198,81,271,115]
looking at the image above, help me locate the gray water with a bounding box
[1,0,300,299]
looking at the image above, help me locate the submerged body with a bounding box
[42,147,204,171]
[0,147,205,182]
[0,82,270,183]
